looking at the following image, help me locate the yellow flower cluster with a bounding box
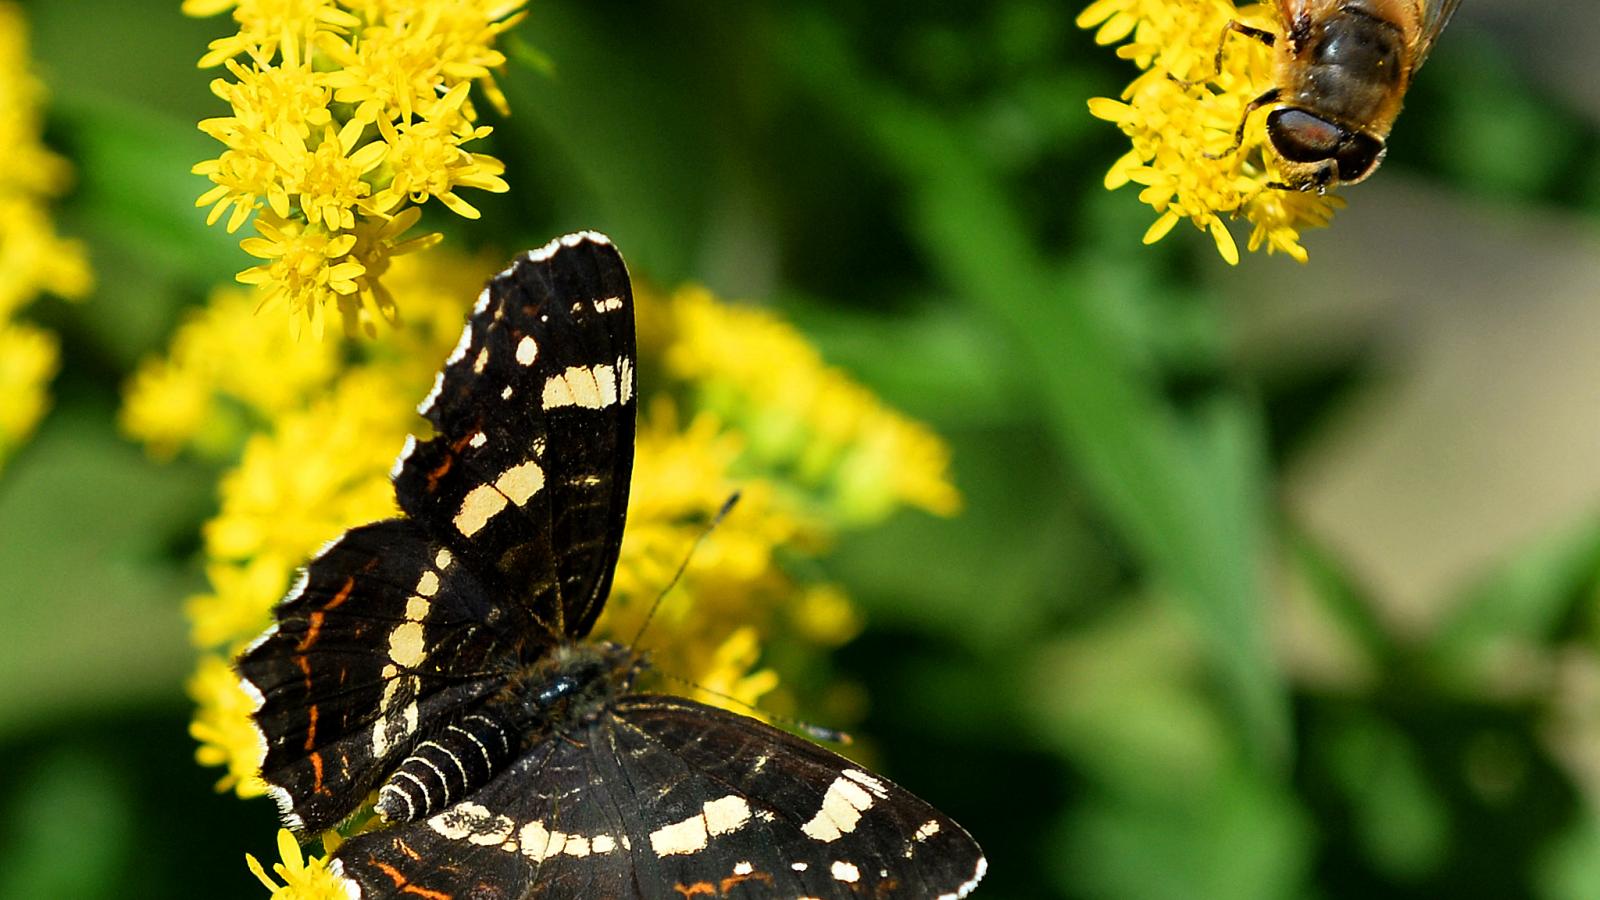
[122,248,960,888]
[185,0,525,334]
[1079,0,1343,263]
[658,284,960,525]
[0,2,91,470]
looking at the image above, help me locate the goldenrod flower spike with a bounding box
[1080,0,1344,263]
[186,0,528,332]
[0,2,90,472]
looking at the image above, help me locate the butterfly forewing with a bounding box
[237,519,510,833]
[394,232,636,641]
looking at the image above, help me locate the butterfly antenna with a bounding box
[629,491,741,649]
[660,673,854,746]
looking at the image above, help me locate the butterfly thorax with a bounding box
[499,640,644,740]
[372,640,644,825]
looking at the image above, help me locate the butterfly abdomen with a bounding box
[376,712,514,822]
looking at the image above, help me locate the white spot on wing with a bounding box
[515,335,538,366]
[649,795,750,857]
[434,548,452,570]
[388,621,425,667]
[468,431,487,449]
[494,460,545,506]
[704,795,751,836]
[800,774,877,842]
[734,861,754,875]
[831,861,860,883]
[593,296,624,313]
[618,356,634,403]
[649,812,707,856]
[453,483,508,536]
[416,570,440,597]
[541,364,617,410]
[428,802,514,846]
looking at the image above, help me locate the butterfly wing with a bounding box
[237,519,511,834]
[330,696,986,899]
[394,232,637,642]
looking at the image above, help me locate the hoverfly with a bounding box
[1210,0,1463,193]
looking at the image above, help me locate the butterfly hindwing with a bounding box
[330,695,985,899]
[238,519,509,834]
[394,232,636,642]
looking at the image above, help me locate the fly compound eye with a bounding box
[1265,107,1344,163]
[1335,132,1387,184]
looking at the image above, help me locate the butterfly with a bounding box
[237,231,986,899]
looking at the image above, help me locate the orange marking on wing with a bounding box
[324,577,356,610]
[303,704,319,750]
[309,751,326,793]
[720,871,774,893]
[371,860,454,900]
[295,654,313,694]
[674,883,718,898]
[298,611,325,652]
[426,456,454,491]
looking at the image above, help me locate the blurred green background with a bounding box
[4,0,1600,897]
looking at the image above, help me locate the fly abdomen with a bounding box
[375,712,514,822]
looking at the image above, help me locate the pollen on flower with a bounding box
[1079,0,1341,263]
[187,0,527,332]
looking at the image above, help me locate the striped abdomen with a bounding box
[376,712,514,822]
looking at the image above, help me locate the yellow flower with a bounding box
[658,284,961,524]
[369,83,508,219]
[0,320,58,460]
[245,829,354,900]
[237,213,366,335]
[189,653,268,796]
[0,2,90,472]
[187,0,526,330]
[121,285,341,459]
[203,372,404,568]
[187,556,293,648]
[1079,0,1342,263]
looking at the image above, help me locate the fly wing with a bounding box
[1411,0,1463,70]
